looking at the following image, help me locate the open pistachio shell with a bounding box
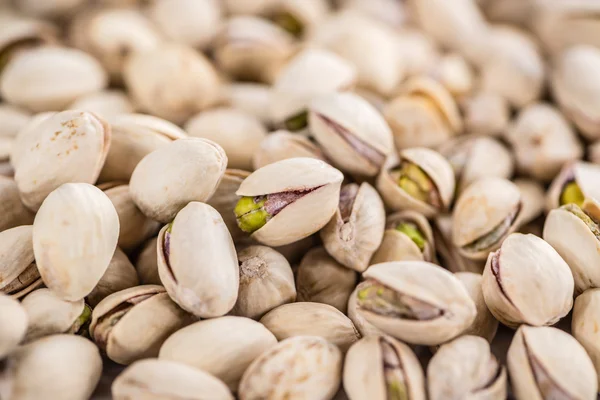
[482,233,574,328]
[433,214,485,274]
[455,272,498,343]
[344,335,426,400]
[0,294,27,359]
[207,169,251,243]
[320,182,385,272]
[461,91,510,137]
[86,247,139,308]
[572,288,600,389]
[0,177,34,231]
[0,226,41,299]
[508,325,598,400]
[135,237,160,285]
[347,286,384,338]
[252,130,327,170]
[356,261,476,346]
[159,316,277,391]
[546,161,600,212]
[157,202,239,318]
[129,138,227,223]
[33,183,120,301]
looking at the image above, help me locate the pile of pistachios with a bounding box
[2,0,600,399]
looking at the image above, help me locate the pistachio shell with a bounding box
[455,272,498,343]
[546,161,600,211]
[428,53,474,97]
[461,91,510,137]
[572,289,600,389]
[0,13,57,64]
[0,177,34,231]
[0,226,41,299]
[207,169,250,243]
[347,286,384,338]
[395,28,438,76]
[67,90,135,119]
[220,83,272,125]
[33,183,120,301]
[513,178,545,226]
[135,237,160,285]
[265,0,329,35]
[252,130,326,170]
[0,104,31,138]
[223,0,275,15]
[14,0,86,18]
[0,294,27,358]
[86,247,139,307]
[9,111,54,170]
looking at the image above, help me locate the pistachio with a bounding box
[432,214,486,273]
[207,169,251,243]
[135,237,161,286]
[0,226,42,299]
[265,0,329,38]
[86,247,139,307]
[0,104,31,139]
[514,178,546,227]
[572,288,600,389]
[428,53,474,97]
[252,130,328,170]
[220,83,272,125]
[347,286,385,338]
[9,111,54,170]
[455,272,499,343]
[0,177,34,231]
[67,90,135,120]
[546,161,600,211]
[396,28,439,77]
[0,294,27,359]
[14,0,86,18]
[461,91,510,137]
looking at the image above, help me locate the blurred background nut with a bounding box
[264,0,330,38]
[0,294,27,359]
[460,91,510,137]
[86,248,139,308]
[546,161,600,211]
[0,176,34,231]
[427,53,474,98]
[0,104,31,139]
[572,288,600,388]
[395,28,438,77]
[252,130,327,170]
[207,169,250,243]
[455,272,498,343]
[514,178,546,230]
[0,225,41,299]
[12,0,86,19]
[134,237,160,286]
[432,215,486,274]
[219,83,272,126]
[67,90,135,120]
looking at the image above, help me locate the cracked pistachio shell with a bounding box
[377,147,455,217]
[230,245,296,320]
[14,110,111,211]
[185,107,267,171]
[321,182,385,272]
[159,316,277,391]
[0,294,27,359]
[129,138,226,223]
[572,289,600,389]
[508,325,598,400]
[252,130,327,170]
[135,237,160,285]
[123,43,221,124]
[384,77,462,150]
[0,226,42,299]
[33,183,120,301]
[428,53,474,97]
[236,157,344,246]
[455,272,498,343]
[347,286,384,337]
[482,233,574,328]
[220,83,272,125]
[452,178,522,260]
[546,161,600,211]
[208,169,250,243]
[112,359,233,400]
[433,214,485,273]
[371,210,435,265]
[296,247,357,313]
[0,104,31,139]
[157,202,239,318]
[344,334,426,400]
[239,336,342,400]
[260,302,361,352]
[0,177,34,231]
[461,91,510,137]
[67,90,135,120]
[0,334,102,400]
[309,92,394,177]
[0,47,108,112]
[356,261,476,346]
[428,335,506,400]
[86,247,139,307]
[90,285,191,365]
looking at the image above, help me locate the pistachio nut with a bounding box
[234,157,343,246]
[90,285,191,365]
[343,334,426,400]
[427,53,474,97]
[259,302,361,352]
[13,0,86,18]
[112,358,234,400]
[514,178,546,227]
[20,288,90,342]
[320,182,385,272]
[264,0,329,38]
[347,286,384,338]
[452,178,522,260]
[220,83,272,125]
[67,90,135,120]
[296,247,357,313]
[0,46,108,112]
[508,325,598,400]
[129,138,227,223]
[427,335,506,400]
[123,43,220,124]
[0,226,42,299]
[356,261,476,346]
[455,272,498,343]
[252,130,327,170]
[0,294,27,359]
[0,335,102,400]
[33,183,120,301]
[461,91,510,137]
[157,202,239,318]
[572,288,600,389]
[340,0,408,28]
[0,177,34,231]
[433,214,486,273]
[135,237,160,286]
[207,169,251,243]
[377,147,455,217]
[272,234,320,265]
[184,107,267,171]
[308,92,394,177]
[159,316,277,391]
[0,104,31,139]
[546,161,600,211]
[230,245,296,320]
[9,111,54,170]
[238,336,342,400]
[86,247,139,308]
[482,233,574,328]
[505,103,583,182]
[396,28,439,77]
[479,0,537,26]
[223,0,276,15]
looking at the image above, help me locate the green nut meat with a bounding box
[234,196,269,233]
[560,181,585,207]
[395,222,425,251]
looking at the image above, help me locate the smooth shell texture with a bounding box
[252,130,327,170]
[455,272,498,343]
[86,247,139,307]
[0,225,35,294]
[67,90,134,119]
[221,83,272,125]
[347,287,384,338]
[0,177,34,231]
[0,104,31,138]
[572,289,600,389]
[0,294,28,358]
[462,91,510,136]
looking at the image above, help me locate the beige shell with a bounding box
[252,130,327,170]
[207,169,250,243]
[344,335,426,400]
[572,288,600,389]
[67,90,135,119]
[238,336,342,400]
[0,177,34,231]
[433,214,485,273]
[0,46,108,112]
[0,12,57,63]
[320,182,385,272]
[0,294,27,358]
[347,286,384,338]
[90,285,191,365]
[508,325,598,400]
[87,247,139,307]
[340,0,407,29]
[223,0,276,15]
[112,358,233,400]
[129,138,227,223]
[455,272,498,343]
[33,183,120,301]
[0,334,102,400]
[482,233,574,328]
[377,147,455,217]
[428,53,474,97]
[135,237,160,285]
[395,28,438,77]
[513,178,545,226]
[9,111,54,170]
[220,83,272,125]
[0,104,31,139]
[14,0,86,18]
[427,335,506,400]
[159,316,277,391]
[14,110,111,211]
[0,226,40,298]
[546,161,600,211]
[230,245,296,320]
[461,91,510,137]
[184,107,267,171]
[236,157,344,246]
[157,202,239,318]
[358,261,476,346]
[265,0,329,34]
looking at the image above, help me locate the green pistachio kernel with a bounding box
[273,11,304,37]
[234,196,269,233]
[387,377,409,400]
[70,304,93,337]
[560,181,584,207]
[396,162,439,207]
[395,222,425,251]
[284,110,308,131]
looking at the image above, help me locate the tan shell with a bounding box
[13,110,111,211]
[14,0,86,18]
[513,178,545,226]
[0,334,102,400]
[433,214,485,273]
[396,28,438,76]
[572,288,600,389]
[87,247,139,307]
[33,183,120,301]
[207,168,251,243]
[157,202,239,318]
[341,0,407,29]
[0,225,41,299]
[236,157,344,246]
[67,90,135,119]
[347,286,384,338]
[461,91,510,137]
[428,53,474,97]
[0,177,34,231]
[546,161,600,211]
[0,294,28,359]
[112,358,234,400]
[0,12,57,61]
[482,233,574,328]
[508,325,598,400]
[220,83,272,125]
[129,138,227,223]
[135,237,160,285]
[230,245,296,320]
[272,234,320,265]
[9,111,54,170]
[455,272,498,343]
[252,130,327,170]
[238,336,342,400]
[0,104,31,139]
[259,302,361,352]
[223,0,276,15]
[344,335,426,400]
[159,316,277,391]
